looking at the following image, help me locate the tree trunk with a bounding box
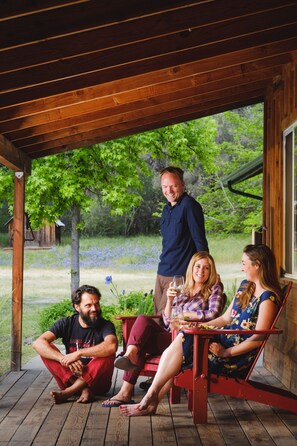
[71,204,80,293]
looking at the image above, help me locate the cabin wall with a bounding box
[8,220,59,248]
[263,56,297,394]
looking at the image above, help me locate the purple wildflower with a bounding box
[105,275,112,285]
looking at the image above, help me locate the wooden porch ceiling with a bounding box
[1,0,297,173]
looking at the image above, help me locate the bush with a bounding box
[38,290,154,344]
[38,299,74,333]
[118,290,154,315]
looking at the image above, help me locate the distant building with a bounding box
[5,214,65,247]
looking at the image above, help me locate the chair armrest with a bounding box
[182,327,283,336]
[115,315,161,321]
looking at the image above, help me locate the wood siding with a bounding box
[264,56,297,394]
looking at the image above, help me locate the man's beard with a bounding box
[80,308,102,327]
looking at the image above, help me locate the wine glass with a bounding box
[171,306,184,320]
[170,305,184,330]
[172,275,184,296]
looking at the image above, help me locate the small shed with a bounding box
[5,214,65,248]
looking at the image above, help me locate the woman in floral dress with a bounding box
[120,244,282,417]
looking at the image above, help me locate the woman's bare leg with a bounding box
[120,333,184,416]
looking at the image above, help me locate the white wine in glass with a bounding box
[171,306,184,320]
[172,275,184,296]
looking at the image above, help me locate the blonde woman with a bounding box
[102,251,224,407]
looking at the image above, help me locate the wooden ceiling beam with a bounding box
[0,0,210,49]
[10,71,280,147]
[29,91,262,159]
[23,86,264,157]
[0,134,31,173]
[1,0,293,50]
[1,14,297,95]
[1,1,295,73]
[0,1,89,20]
[0,41,295,118]
[2,61,283,137]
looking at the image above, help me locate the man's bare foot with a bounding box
[77,388,95,403]
[50,390,69,404]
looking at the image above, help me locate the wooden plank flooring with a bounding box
[0,361,296,446]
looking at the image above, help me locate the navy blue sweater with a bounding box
[157,193,208,276]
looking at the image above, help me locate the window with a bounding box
[284,122,297,275]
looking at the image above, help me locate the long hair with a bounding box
[239,244,282,308]
[183,251,217,301]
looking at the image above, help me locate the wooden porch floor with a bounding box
[0,359,296,446]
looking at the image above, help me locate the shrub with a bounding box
[38,290,154,344]
[118,290,154,315]
[101,305,137,343]
[38,299,74,333]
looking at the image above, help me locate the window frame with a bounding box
[284,121,297,278]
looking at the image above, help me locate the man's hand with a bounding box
[59,352,84,376]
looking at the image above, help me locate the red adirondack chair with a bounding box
[174,281,297,423]
[116,294,227,404]
[115,315,181,403]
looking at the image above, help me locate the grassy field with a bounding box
[0,233,249,376]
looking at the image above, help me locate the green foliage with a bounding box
[101,305,136,343]
[118,291,154,315]
[102,290,154,342]
[0,103,264,237]
[0,232,9,247]
[38,299,74,333]
[38,290,154,344]
[198,104,264,234]
[0,293,10,376]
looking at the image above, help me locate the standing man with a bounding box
[33,284,117,404]
[154,166,209,314]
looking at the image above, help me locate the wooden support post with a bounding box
[11,172,25,371]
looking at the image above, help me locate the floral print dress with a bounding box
[182,280,278,378]
[207,280,278,377]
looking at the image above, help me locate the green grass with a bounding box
[0,233,249,376]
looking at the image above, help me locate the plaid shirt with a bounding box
[162,282,224,328]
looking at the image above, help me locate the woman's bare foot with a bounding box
[119,402,157,417]
[77,388,95,403]
[119,390,159,417]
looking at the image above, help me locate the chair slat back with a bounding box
[245,281,293,380]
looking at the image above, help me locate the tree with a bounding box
[0,144,147,291]
[198,104,264,234]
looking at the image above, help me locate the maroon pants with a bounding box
[41,344,115,395]
[123,315,171,385]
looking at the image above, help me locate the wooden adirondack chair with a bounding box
[116,294,227,404]
[115,315,181,403]
[173,281,297,423]
[117,315,170,377]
